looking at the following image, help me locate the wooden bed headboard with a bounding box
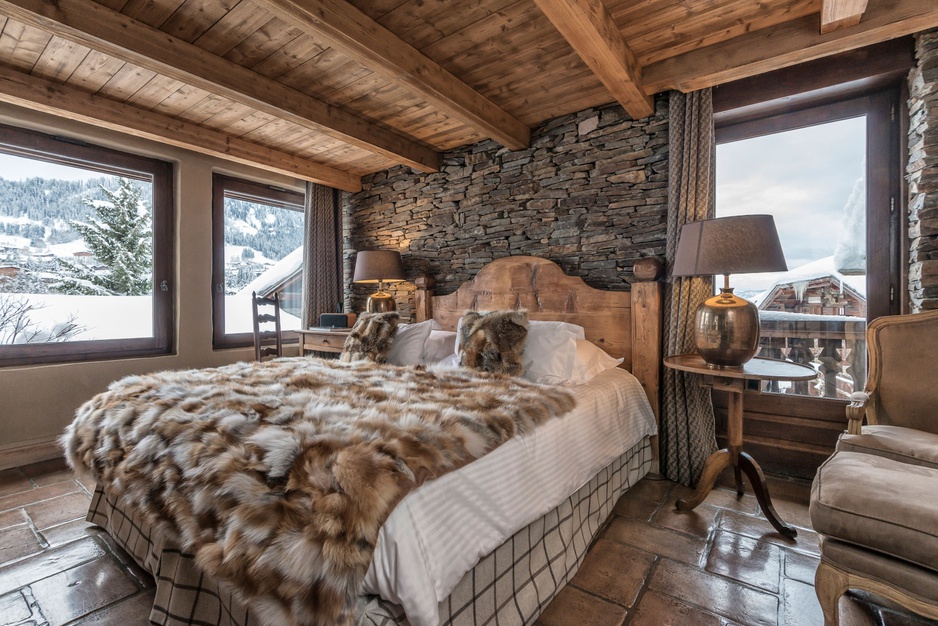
[414,256,664,418]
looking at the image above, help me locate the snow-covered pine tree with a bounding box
[55,178,153,296]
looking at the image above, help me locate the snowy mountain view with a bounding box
[1,151,304,344]
[221,197,303,295]
[0,167,157,344]
[220,196,304,334]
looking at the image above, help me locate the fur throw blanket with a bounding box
[62,358,575,626]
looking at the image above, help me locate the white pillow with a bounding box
[568,339,624,383]
[386,320,435,366]
[423,330,457,364]
[521,321,586,384]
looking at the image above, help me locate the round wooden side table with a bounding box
[664,354,817,539]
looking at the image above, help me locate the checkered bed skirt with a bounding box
[87,437,652,626]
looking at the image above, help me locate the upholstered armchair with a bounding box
[810,309,938,625]
[840,308,938,463]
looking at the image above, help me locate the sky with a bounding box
[0,152,102,181]
[715,115,866,294]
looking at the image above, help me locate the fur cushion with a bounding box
[340,312,399,363]
[458,310,529,376]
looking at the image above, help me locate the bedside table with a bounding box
[296,328,351,355]
[664,354,816,538]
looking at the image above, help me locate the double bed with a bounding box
[76,255,664,626]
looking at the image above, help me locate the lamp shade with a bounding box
[672,215,787,277]
[352,250,405,284]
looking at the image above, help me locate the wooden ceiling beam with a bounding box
[822,0,869,34]
[0,65,362,191]
[533,0,654,120]
[0,0,438,173]
[251,0,531,150]
[643,0,938,94]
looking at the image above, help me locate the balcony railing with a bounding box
[755,310,867,399]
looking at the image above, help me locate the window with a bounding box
[212,175,305,348]
[716,91,901,399]
[0,124,174,367]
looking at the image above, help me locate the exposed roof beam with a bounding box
[0,65,362,191]
[251,0,531,150]
[643,0,938,94]
[0,0,438,173]
[533,0,654,119]
[822,0,869,34]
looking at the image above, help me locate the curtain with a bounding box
[300,182,342,329]
[661,89,718,486]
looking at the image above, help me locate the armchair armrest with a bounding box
[846,392,870,435]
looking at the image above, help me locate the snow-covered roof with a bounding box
[47,239,90,256]
[238,246,303,297]
[754,255,866,308]
[760,310,864,324]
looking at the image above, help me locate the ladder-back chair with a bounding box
[251,291,283,361]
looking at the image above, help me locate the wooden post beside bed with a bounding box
[415,255,664,461]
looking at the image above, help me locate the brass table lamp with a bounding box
[352,250,406,313]
[672,215,787,368]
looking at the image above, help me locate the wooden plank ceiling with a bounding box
[0,0,934,191]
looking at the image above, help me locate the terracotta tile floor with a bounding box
[1,459,936,625]
[537,472,938,626]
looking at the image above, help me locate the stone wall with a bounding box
[342,97,669,320]
[909,30,938,311]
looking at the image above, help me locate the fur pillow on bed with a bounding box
[458,310,529,376]
[340,312,399,363]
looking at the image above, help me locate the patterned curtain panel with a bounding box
[661,89,718,486]
[300,182,342,328]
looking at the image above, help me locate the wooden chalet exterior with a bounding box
[761,276,866,318]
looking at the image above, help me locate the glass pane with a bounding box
[0,154,154,344]
[716,117,868,398]
[222,194,303,335]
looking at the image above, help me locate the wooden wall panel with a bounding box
[119,0,185,28]
[67,49,125,91]
[0,19,51,72]
[627,0,822,65]
[159,0,240,44]
[714,390,845,480]
[223,17,302,68]
[31,35,88,82]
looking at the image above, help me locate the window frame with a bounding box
[714,88,904,422]
[0,123,175,368]
[211,174,305,350]
[715,88,903,325]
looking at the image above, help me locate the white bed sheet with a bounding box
[361,367,658,626]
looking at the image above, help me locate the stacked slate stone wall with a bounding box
[909,30,938,311]
[342,96,669,320]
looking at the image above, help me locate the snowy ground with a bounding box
[5,293,153,341]
[224,292,300,335]
[2,292,300,343]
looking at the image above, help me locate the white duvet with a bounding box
[362,367,658,626]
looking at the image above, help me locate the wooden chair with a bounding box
[252,291,283,362]
[811,309,938,625]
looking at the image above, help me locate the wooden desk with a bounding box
[664,354,816,539]
[296,329,351,355]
